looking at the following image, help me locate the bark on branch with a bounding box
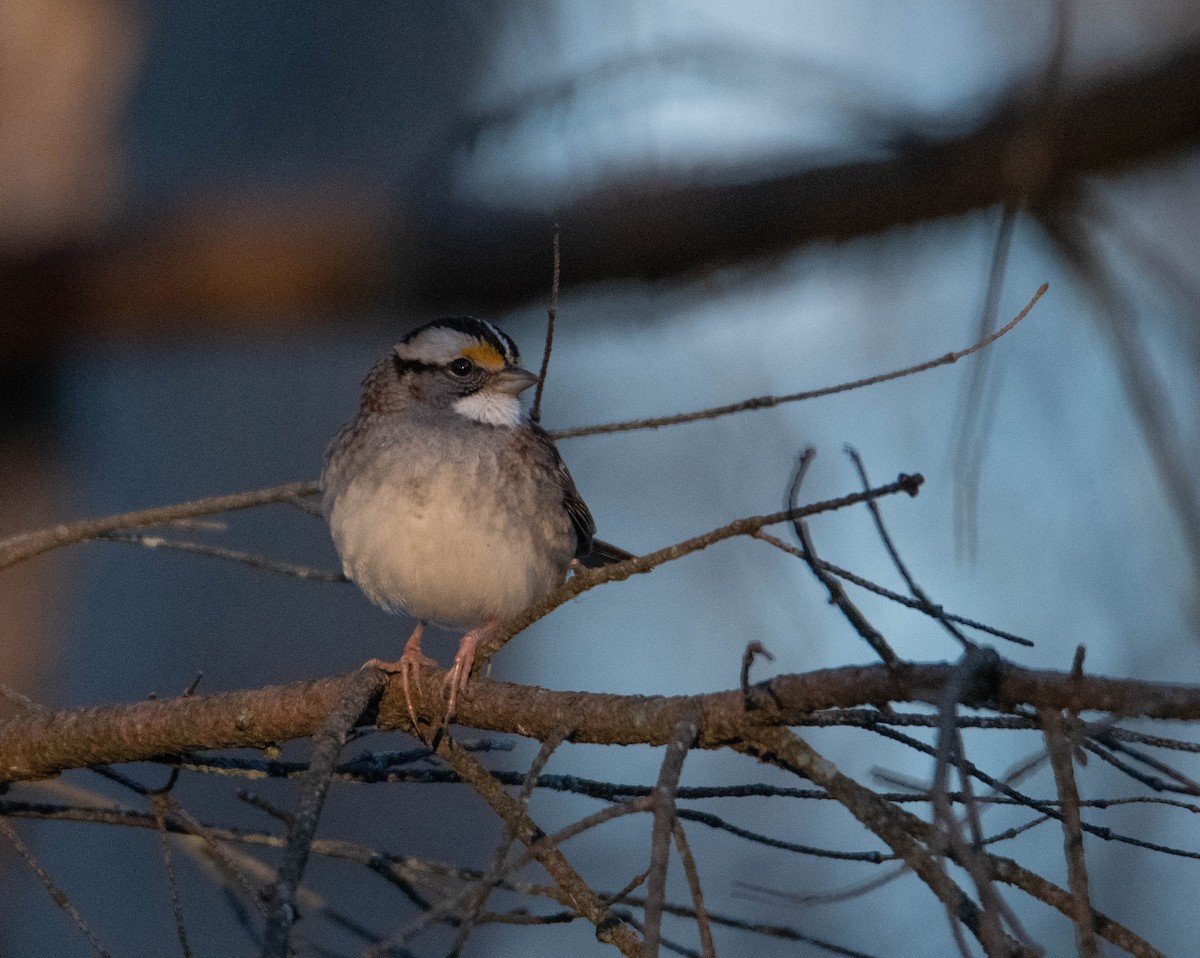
[5,660,1200,783]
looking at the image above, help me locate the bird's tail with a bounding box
[579,538,635,568]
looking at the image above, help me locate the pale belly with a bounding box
[327,462,571,627]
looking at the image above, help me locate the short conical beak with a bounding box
[491,365,540,396]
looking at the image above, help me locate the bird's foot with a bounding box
[442,622,496,726]
[362,622,431,736]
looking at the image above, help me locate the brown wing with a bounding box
[530,422,596,559]
[529,423,634,567]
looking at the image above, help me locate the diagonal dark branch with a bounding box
[751,529,1032,646]
[151,794,195,958]
[671,821,715,958]
[261,668,387,958]
[432,736,643,956]
[644,713,701,958]
[793,518,899,665]
[1040,708,1099,958]
[450,726,572,955]
[739,726,1036,958]
[845,447,971,649]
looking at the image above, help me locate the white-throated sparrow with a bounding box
[321,317,629,727]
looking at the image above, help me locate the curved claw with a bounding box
[443,635,476,724]
[362,621,431,735]
[441,621,497,726]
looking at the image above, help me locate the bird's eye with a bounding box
[448,357,474,377]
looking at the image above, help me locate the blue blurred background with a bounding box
[3,2,1200,955]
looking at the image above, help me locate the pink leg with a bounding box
[363,621,432,733]
[443,620,498,722]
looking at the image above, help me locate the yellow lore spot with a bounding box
[462,342,506,370]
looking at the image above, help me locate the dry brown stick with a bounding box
[434,735,643,956]
[552,284,1046,440]
[0,480,320,572]
[479,471,923,661]
[671,821,715,958]
[261,667,387,958]
[644,713,701,958]
[0,816,113,957]
[1040,707,1099,958]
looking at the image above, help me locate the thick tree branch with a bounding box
[6,660,1200,783]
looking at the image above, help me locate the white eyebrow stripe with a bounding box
[394,327,477,365]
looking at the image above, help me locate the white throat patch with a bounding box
[454,391,524,427]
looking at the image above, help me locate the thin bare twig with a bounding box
[551,284,1046,440]
[751,530,1032,646]
[530,224,560,423]
[0,480,320,572]
[671,821,715,958]
[794,518,899,665]
[740,641,775,712]
[0,817,113,958]
[93,531,347,582]
[736,865,908,908]
[152,793,195,958]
